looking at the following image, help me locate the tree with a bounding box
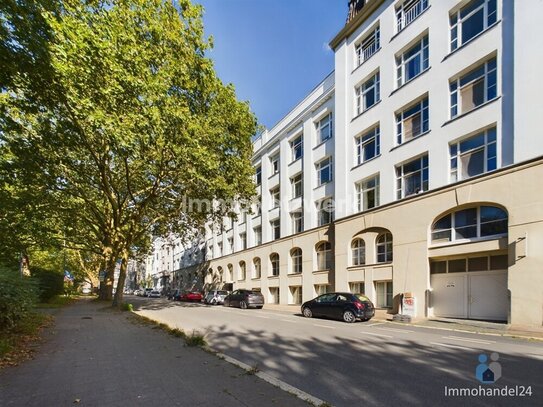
[0,0,257,306]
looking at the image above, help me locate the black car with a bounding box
[301,292,375,323]
[223,289,264,309]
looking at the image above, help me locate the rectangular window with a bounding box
[270,153,280,175]
[396,35,429,87]
[317,198,334,226]
[227,237,233,253]
[316,113,333,143]
[317,157,333,186]
[356,126,380,165]
[396,0,429,32]
[291,211,304,234]
[356,174,380,212]
[290,135,303,162]
[450,58,497,118]
[450,0,497,51]
[253,226,262,246]
[255,165,262,185]
[356,71,380,115]
[375,281,393,308]
[396,97,429,144]
[396,155,429,199]
[271,219,280,240]
[270,186,280,209]
[217,242,223,257]
[349,282,365,294]
[450,127,497,182]
[315,284,331,296]
[355,26,380,67]
[239,233,247,250]
[291,173,303,198]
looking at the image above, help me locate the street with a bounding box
[133,296,543,407]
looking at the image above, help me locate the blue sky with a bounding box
[196,0,346,130]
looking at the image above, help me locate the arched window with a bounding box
[270,253,280,276]
[351,238,366,266]
[217,266,223,282]
[290,248,303,274]
[432,205,507,243]
[376,233,393,263]
[239,261,246,280]
[227,264,233,281]
[316,242,332,271]
[253,258,261,279]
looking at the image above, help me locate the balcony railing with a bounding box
[396,0,428,32]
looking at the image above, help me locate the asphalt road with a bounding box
[131,296,543,407]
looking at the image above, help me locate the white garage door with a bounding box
[431,270,508,321]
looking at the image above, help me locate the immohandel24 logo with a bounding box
[444,352,533,397]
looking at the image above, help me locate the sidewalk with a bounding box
[0,299,311,407]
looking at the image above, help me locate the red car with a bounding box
[179,291,203,302]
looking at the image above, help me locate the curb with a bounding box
[209,349,327,407]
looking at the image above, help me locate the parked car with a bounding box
[167,289,180,300]
[179,291,203,302]
[134,289,141,296]
[143,288,153,297]
[149,290,161,298]
[223,290,264,309]
[301,292,374,323]
[204,290,229,305]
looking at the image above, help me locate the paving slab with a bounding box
[0,298,311,407]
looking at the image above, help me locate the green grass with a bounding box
[128,313,207,347]
[35,295,75,309]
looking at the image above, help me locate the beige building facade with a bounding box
[200,0,543,328]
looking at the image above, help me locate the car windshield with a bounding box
[355,294,371,302]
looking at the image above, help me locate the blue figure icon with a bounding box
[476,354,494,383]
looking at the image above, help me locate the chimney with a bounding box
[347,0,366,23]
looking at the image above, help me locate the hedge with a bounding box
[0,266,39,331]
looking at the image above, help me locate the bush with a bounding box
[30,267,64,302]
[0,266,39,331]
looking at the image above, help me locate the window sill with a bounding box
[351,100,381,123]
[268,275,279,279]
[288,272,302,276]
[251,277,261,281]
[442,96,501,127]
[389,130,431,152]
[429,235,507,250]
[351,47,382,75]
[390,5,431,43]
[351,154,381,171]
[313,137,332,151]
[312,270,330,274]
[289,157,302,167]
[442,21,501,63]
[313,181,332,191]
[389,67,431,97]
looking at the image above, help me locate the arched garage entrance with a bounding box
[429,205,509,322]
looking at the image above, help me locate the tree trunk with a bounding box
[99,253,116,300]
[112,248,129,308]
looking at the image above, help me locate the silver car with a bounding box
[204,290,229,305]
[149,290,161,298]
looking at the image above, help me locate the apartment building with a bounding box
[198,0,543,328]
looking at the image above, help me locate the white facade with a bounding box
[199,0,543,327]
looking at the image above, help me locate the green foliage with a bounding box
[30,267,64,302]
[122,303,133,312]
[1,0,258,305]
[0,267,39,331]
[185,330,206,347]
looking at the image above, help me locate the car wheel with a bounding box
[210,298,217,305]
[302,307,313,318]
[343,310,356,323]
[239,300,248,310]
